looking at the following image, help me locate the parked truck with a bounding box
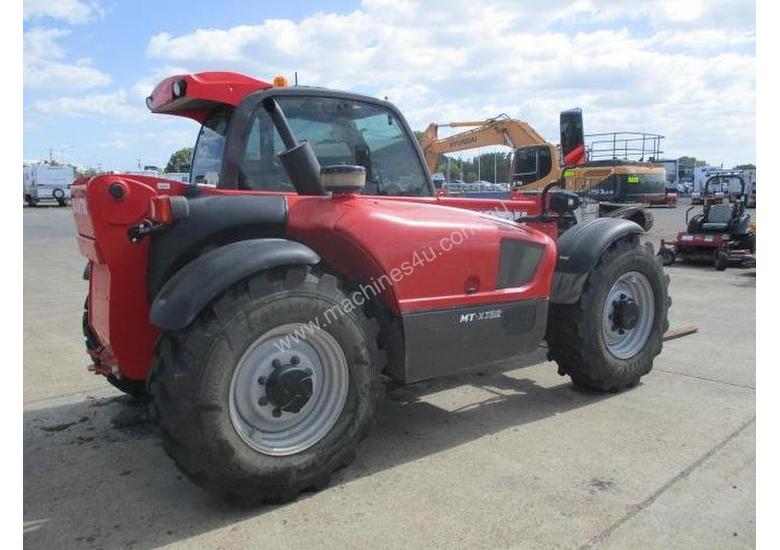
[23,162,75,206]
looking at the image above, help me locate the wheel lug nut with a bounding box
[258,397,268,406]
[272,408,281,417]
[257,376,265,385]
[272,359,282,369]
[290,355,300,365]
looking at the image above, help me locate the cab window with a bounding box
[238,96,431,196]
[512,146,552,186]
[190,108,230,186]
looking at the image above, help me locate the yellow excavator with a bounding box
[420,109,666,230]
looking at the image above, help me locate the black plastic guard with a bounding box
[147,194,287,300]
[394,299,548,384]
[550,217,642,304]
[149,238,319,330]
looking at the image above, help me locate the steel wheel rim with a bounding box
[601,271,655,359]
[229,324,349,456]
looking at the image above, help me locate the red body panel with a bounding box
[286,194,556,314]
[74,177,557,381]
[672,232,723,250]
[73,175,190,379]
[563,144,586,165]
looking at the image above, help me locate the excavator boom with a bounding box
[420,115,561,189]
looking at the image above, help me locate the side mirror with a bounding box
[548,191,581,215]
[559,108,585,165]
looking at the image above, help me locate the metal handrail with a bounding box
[585,131,665,161]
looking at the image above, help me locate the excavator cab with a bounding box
[511,108,583,187]
[511,145,554,185]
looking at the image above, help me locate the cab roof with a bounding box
[146,71,273,123]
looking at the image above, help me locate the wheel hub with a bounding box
[601,272,655,359]
[611,295,640,332]
[228,324,349,456]
[264,357,314,414]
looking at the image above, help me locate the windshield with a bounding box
[243,96,429,195]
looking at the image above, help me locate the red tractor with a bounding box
[73,72,670,503]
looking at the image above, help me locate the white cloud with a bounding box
[24,27,111,91]
[23,28,69,63]
[24,0,103,24]
[32,90,145,120]
[27,66,198,124]
[21,0,751,166]
[25,62,112,90]
[143,0,755,164]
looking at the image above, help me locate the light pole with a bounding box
[59,146,74,164]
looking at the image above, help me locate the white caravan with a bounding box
[23,163,76,206]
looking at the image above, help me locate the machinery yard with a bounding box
[23,200,755,548]
[19,0,762,545]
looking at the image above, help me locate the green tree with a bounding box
[733,163,755,170]
[165,147,194,173]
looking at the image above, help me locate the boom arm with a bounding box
[420,115,551,174]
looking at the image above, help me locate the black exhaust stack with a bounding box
[262,97,325,196]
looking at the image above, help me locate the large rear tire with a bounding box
[106,375,149,401]
[149,266,383,503]
[546,238,670,392]
[636,208,654,232]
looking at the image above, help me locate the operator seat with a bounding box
[701,203,735,232]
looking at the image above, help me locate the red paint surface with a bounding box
[74,177,558,381]
[563,143,586,165]
[147,71,272,123]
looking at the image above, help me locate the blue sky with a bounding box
[24,0,755,171]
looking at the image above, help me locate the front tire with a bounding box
[715,251,728,271]
[149,266,382,503]
[546,238,670,392]
[658,247,676,267]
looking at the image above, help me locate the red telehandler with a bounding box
[73,72,670,503]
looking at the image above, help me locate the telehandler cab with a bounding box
[73,72,670,503]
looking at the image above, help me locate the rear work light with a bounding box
[148,195,190,224]
[172,79,187,98]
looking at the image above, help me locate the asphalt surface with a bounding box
[23,199,755,549]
